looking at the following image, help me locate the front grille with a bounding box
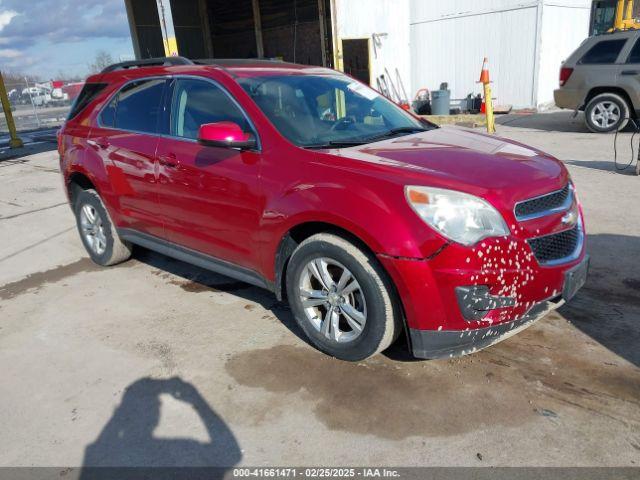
[528,225,580,264]
[515,184,571,220]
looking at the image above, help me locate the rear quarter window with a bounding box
[579,39,627,64]
[67,83,108,120]
[627,38,640,63]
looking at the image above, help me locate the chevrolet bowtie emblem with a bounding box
[561,209,578,226]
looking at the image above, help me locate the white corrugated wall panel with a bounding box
[410,3,540,108]
[411,0,541,23]
[335,0,412,98]
[536,1,591,107]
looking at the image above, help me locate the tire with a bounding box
[73,188,132,266]
[285,233,401,361]
[584,93,630,133]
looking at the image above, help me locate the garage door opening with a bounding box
[167,0,334,67]
[341,38,371,85]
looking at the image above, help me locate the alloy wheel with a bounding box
[298,257,367,343]
[590,101,621,129]
[79,204,107,255]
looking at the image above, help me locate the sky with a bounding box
[0,0,134,80]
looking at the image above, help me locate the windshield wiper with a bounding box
[363,126,427,142]
[303,127,428,149]
[303,140,369,149]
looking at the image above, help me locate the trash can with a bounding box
[431,89,451,115]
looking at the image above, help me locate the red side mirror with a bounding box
[197,122,256,150]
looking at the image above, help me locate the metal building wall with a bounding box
[410,0,541,108]
[334,0,412,100]
[537,0,591,108]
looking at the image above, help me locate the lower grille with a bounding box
[528,224,581,265]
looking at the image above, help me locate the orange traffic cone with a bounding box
[479,57,490,84]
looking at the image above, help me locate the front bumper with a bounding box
[409,297,563,359]
[378,233,589,359]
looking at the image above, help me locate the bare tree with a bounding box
[54,70,83,83]
[88,51,114,74]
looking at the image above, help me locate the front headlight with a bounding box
[405,186,510,246]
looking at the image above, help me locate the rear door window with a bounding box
[99,97,117,127]
[579,39,627,64]
[115,79,166,133]
[106,79,166,134]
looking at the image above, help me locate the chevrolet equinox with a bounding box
[58,57,589,361]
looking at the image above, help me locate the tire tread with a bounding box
[585,92,630,133]
[75,189,132,266]
[293,233,400,359]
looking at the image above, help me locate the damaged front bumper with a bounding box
[409,253,589,359]
[409,297,564,359]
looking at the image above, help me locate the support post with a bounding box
[330,0,342,71]
[478,57,495,134]
[483,83,496,134]
[0,71,23,149]
[124,0,142,59]
[252,0,264,58]
[199,0,214,58]
[157,0,179,56]
[318,0,328,67]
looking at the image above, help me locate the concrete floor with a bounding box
[0,112,639,469]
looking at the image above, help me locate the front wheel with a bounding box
[286,233,401,361]
[584,93,630,133]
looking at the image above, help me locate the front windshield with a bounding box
[238,74,432,147]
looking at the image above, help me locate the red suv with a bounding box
[58,57,588,361]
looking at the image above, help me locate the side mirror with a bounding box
[197,122,257,150]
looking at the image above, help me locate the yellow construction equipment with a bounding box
[610,0,640,31]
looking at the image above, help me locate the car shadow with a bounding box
[79,377,241,478]
[0,140,58,162]
[133,248,425,361]
[558,233,640,367]
[132,231,640,368]
[564,158,639,175]
[132,248,310,346]
[497,110,640,135]
[496,111,590,133]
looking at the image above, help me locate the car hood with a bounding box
[328,127,569,204]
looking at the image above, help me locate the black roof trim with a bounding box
[192,58,285,66]
[101,56,194,73]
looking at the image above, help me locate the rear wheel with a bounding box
[286,233,401,361]
[73,189,132,266]
[584,93,630,133]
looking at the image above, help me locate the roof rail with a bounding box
[192,58,285,65]
[101,56,194,73]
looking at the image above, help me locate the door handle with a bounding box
[621,70,639,76]
[87,138,109,149]
[158,153,179,168]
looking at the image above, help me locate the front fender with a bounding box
[259,180,446,281]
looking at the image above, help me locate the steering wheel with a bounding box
[329,116,355,132]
